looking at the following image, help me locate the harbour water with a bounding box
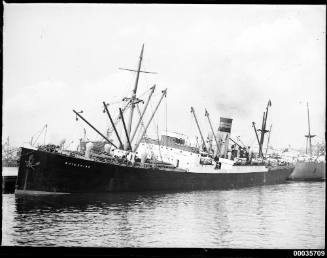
[1,181,325,248]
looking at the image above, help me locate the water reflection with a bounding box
[2,182,325,248]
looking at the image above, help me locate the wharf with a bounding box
[2,175,17,193]
[2,167,18,193]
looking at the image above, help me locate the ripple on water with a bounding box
[1,182,325,248]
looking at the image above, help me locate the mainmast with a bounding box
[256,100,271,158]
[191,107,207,151]
[305,102,315,156]
[252,122,261,155]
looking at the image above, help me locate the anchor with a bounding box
[25,154,40,171]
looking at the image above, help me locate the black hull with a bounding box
[15,148,294,194]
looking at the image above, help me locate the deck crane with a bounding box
[204,109,221,155]
[191,107,207,152]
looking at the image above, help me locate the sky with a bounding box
[2,4,326,151]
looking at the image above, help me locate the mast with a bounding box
[257,100,271,158]
[305,102,315,156]
[130,85,156,143]
[204,109,220,155]
[252,122,261,153]
[73,110,117,148]
[119,44,157,151]
[133,89,167,152]
[258,111,266,157]
[191,107,207,151]
[103,102,124,149]
[119,108,132,151]
[126,44,144,143]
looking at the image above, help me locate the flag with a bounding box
[218,117,233,133]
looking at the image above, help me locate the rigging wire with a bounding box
[165,91,168,147]
[43,125,47,145]
[135,103,148,151]
[156,124,163,162]
[150,96,163,161]
[31,124,48,147]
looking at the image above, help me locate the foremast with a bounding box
[125,44,144,149]
[74,45,164,154]
[119,44,157,150]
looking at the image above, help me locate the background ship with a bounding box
[289,103,326,181]
[2,137,20,168]
[15,45,294,194]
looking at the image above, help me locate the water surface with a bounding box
[2,181,325,248]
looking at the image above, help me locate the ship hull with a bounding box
[15,148,294,194]
[289,161,326,181]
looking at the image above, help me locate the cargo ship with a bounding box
[15,45,294,194]
[289,103,325,181]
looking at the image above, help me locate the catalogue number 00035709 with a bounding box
[294,250,325,257]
